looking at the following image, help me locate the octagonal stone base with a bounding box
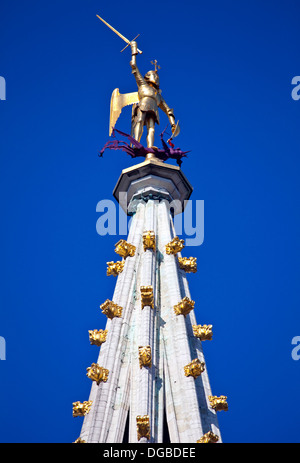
[113,158,193,216]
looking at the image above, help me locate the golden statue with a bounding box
[109,43,179,149]
[108,45,179,149]
[96,15,179,149]
[97,14,189,165]
[129,41,179,148]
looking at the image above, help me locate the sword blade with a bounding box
[96,14,143,54]
[96,14,130,45]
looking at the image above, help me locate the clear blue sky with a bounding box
[0,0,300,443]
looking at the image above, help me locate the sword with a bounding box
[96,14,143,54]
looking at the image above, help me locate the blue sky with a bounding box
[0,0,300,443]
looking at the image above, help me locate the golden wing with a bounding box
[109,88,139,136]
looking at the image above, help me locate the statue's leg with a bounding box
[133,109,146,143]
[146,115,155,148]
[133,121,143,143]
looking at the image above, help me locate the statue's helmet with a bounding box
[144,70,160,88]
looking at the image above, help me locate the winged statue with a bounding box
[109,41,180,148]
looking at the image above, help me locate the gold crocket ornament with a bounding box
[136,415,151,440]
[86,363,109,385]
[72,400,92,417]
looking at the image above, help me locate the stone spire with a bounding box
[73,158,226,443]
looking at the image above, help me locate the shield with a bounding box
[109,88,139,135]
[171,120,180,138]
[167,120,180,146]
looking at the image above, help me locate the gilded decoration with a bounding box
[136,415,150,441]
[100,299,123,319]
[140,285,154,309]
[96,15,188,163]
[178,256,197,273]
[114,239,136,259]
[197,431,219,443]
[106,260,125,276]
[208,395,228,412]
[192,324,213,341]
[138,345,152,369]
[86,363,109,385]
[88,329,108,346]
[142,231,156,251]
[174,296,195,317]
[72,400,92,417]
[165,236,185,255]
[184,358,205,379]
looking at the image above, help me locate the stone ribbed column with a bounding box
[137,201,156,442]
[158,200,204,442]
